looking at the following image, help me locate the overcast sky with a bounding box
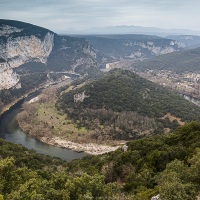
[0,0,200,33]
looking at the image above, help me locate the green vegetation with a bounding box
[133,47,200,73]
[0,121,200,199]
[0,139,124,199]
[57,69,200,140]
[0,73,48,113]
[16,71,104,144]
[0,20,99,114]
[18,98,90,143]
[69,121,200,199]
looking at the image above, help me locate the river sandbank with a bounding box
[39,136,120,155]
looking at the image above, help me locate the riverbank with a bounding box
[16,82,123,155]
[39,136,120,155]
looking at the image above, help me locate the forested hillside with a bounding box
[0,122,200,199]
[132,47,200,73]
[57,69,200,140]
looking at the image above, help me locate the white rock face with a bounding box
[74,91,89,103]
[124,41,179,56]
[137,41,178,55]
[0,62,20,90]
[0,25,22,36]
[0,30,54,89]
[151,194,161,200]
[1,32,54,68]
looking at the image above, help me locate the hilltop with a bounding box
[56,69,200,140]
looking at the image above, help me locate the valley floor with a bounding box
[16,80,123,155]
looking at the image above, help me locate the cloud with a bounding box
[0,0,200,32]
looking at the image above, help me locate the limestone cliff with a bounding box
[0,62,20,90]
[0,32,54,68]
[82,35,182,66]
[126,40,180,55]
[0,20,54,90]
[0,20,97,90]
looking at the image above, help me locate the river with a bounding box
[0,91,199,161]
[0,92,86,161]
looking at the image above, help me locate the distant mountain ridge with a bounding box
[75,34,182,67]
[67,25,200,37]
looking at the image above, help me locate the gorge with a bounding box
[0,90,86,161]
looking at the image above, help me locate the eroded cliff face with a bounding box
[0,32,54,68]
[0,62,20,90]
[0,24,54,89]
[123,40,180,56]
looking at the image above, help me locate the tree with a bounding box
[157,160,196,200]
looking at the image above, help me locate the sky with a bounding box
[0,0,200,33]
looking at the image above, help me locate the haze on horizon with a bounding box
[0,0,200,34]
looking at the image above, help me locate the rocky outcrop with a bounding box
[0,62,20,90]
[0,20,97,90]
[124,40,180,56]
[74,91,89,103]
[0,22,54,90]
[167,35,200,49]
[151,194,161,200]
[0,32,54,68]
[83,35,182,66]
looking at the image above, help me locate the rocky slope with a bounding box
[0,19,97,90]
[78,34,183,67]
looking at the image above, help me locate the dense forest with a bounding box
[57,69,200,140]
[0,121,200,199]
